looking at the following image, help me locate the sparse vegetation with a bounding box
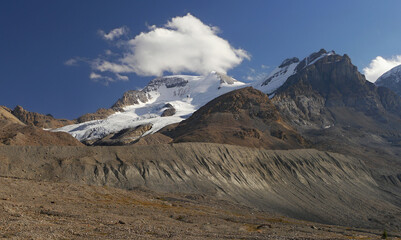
[382,230,388,239]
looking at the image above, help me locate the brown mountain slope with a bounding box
[12,105,76,128]
[0,117,82,146]
[164,87,307,149]
[0,106,24,125]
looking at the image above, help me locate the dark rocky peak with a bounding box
[274,50,401,129]
[111,90,150,110]
[308,48,329,62]
[279,52,375,105]
[295,49,337,72]
[279,57,299,68]
[279,51,366,96]
[143,76,188,92]
[271,51,401,170]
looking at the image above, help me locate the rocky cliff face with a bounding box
[1,143,400,231]
[165,87,307,149]
[271,50,401,173]
[11,105,76,128]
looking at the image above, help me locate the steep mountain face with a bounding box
[55,72,245,142]
[253,49,335,95]
[12,105,76,128]
[376,64,401,97]
[270,50,401,173]
[165,87,307,149]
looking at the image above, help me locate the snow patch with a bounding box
[254,62,298,94]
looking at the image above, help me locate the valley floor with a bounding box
[0,176,393,239]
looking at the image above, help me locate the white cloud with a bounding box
[116,73,129,81]
[244,66,269,82]
[92,59,133,73]
[119,13,249,76]
[64,57,90,66]
[99,27,128,41]
[89,72,102,79]
[64,58,78,66]
[363,55,401,82]
[89,72,127,85]
[245,72,268,82]
[67,13,249,84]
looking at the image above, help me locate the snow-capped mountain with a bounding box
[253,49,335,96]
[55,71,246,141]
[375,64,401,97]
[55,49,336,143]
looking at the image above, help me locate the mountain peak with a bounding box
[279,57,300,68]
[254,49,337,95]
[295,49,336,72]
[376,64,401,97]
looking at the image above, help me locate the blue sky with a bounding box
[1,0,401,119]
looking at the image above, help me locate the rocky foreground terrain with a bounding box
[0,176,392,239]
[1,144,401,239]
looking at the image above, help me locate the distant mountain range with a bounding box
[4,50,401,168]
[49,50,337,143]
